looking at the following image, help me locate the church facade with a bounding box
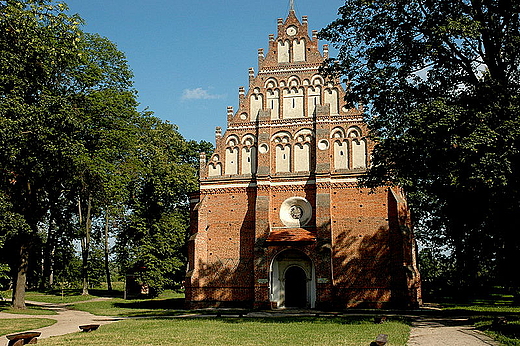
[185,8,421,310]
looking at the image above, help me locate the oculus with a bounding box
[280,197,312,227]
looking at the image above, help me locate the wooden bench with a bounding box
[6,331,41,346]
[370,333,388,346]
[79,324,100,332]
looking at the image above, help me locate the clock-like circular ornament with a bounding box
[286,26,297,36]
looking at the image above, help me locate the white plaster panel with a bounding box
[334,141,348,169]
[250,94,263,121]
[352,139,367,169]
[278,40,289,63]
[241,146,257,174]
[275,145,291,172]
[294,142,310,172]
[267,89,280,119]
[208,163,222,177]
[293,39,306,62]
[225,147,238,175]
[324,88,339,115]
[283,88,304,118]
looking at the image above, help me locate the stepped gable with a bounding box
[185,5,422,311]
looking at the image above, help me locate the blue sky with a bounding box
[65,0,345,143]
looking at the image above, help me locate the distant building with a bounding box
[185,7,421,309]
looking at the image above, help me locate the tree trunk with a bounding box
[79,194,92,296]
[12,243,29,309]
[48,244,55,288]
[104,208,112,291]
[41,217,56,290]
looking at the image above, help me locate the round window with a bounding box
[279,197,312,227]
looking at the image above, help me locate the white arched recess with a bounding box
[269,249,316,309]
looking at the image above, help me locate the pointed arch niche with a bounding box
[348,127,367,169]
[208,154,222,177]
[293,38,306,62]
[278,40,290,63]
[225,135,239,175]
[331,127,348,170]
[283,87,304,118]
[294,129,313,172]
[241,134,257,174]
[250,90,263,121]
[273,132,292,173]
[324,86,339,115]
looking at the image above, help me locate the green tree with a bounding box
[116,118,203,296]
[1,0,209,307]
[67,33,140,295]
[0,0,141,305]
[0,0,84,308]
[320,0,520,298]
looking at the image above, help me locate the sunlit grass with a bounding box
[39,317,410,346]
[0,318,56,336]
[73,291,186,317]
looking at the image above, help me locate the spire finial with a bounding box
[289,0,295,13]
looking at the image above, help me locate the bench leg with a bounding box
[8,340,25,346]
[8,337,38,346]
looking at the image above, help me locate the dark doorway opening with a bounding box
[284,266,307,308]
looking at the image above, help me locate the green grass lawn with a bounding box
[2,288,184,317]
[24,291,99,304]
[38,317,410,346]
[440,293,520,345]
[0,301,57,315]
[3,289,115,305]
[471,316,520,346]
[72,290,186,317]
[0,318,56,336]
[4,287,520,345]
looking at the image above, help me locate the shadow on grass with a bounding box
[113,298,185,311]
[39,288,124,299]
[0,301,12,312]
[491,323,520,339]
[472,316,520,341]
[197,316,398,325]
[0,301,57,315]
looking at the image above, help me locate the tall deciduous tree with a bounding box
[0,0,83,308]
[68,33,140,296]
[320,0,520,297]
[116,118,208,296]
[0,0,141,304]
[1,0,211,306]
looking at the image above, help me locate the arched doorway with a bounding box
[284,266,307,307]
[269,249,316,308]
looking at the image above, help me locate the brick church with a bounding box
[185,5,421,310]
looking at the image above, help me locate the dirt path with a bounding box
[407,317,499,346]
[0,299,121,339]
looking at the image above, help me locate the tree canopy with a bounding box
[0,0,209,307]
[320,0,520,298]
